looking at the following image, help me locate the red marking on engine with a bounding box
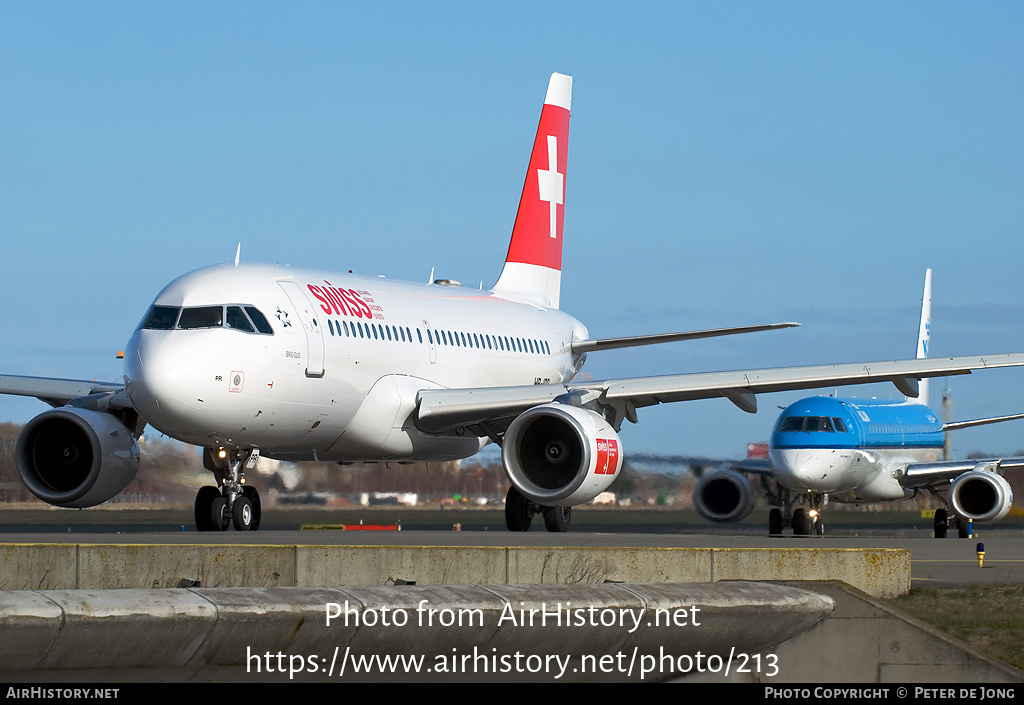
[594,438,619,475]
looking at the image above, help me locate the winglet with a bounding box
[493,73,572,309]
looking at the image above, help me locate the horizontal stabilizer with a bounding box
[944,412,1024,431]
[571,322,800,354]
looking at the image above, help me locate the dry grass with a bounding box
[888,585,1024,670]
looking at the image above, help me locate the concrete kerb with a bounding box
[0,582,835,681]
[0,544,911,599]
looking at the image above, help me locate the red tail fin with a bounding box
[493,73,571,309]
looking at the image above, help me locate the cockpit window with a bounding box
[226,306,255,333]
[778,416,836,433]
[778,417,804,432]
[139,303,274,335]
[246,307,274,334]
[139,305,179,330]
[178,306,224,329]
[809,416,834,432]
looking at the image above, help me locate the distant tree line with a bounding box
[0,423,17,484]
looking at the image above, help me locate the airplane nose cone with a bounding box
[125,329,206,436]
[771,448,850,493]
[771,449,812,487]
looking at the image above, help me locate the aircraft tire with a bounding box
[232,496,253,531]
[934,508,948,539]
[194,486,220,532]
[211,496,230,531]
[543,505,571,533]
[242,486,262,531]
[814,518,824,536]
[505,486,532,531]
[957,517,970,539]
[792,508,810,536]
[768,508,783,536]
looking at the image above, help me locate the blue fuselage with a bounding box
[769,396,943,501]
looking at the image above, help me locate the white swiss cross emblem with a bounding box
[536,135,562,239]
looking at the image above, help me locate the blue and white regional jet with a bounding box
[693,270,1024,537]
[4,75,1024,533]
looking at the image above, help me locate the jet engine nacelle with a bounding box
[692,469,757,522]
[501,404,623,506]
[16,407,140,508]
[950,469,1013,523]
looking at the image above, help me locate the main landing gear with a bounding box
[505,486,572,532]
[932,507,971,539]
[195,447,262,532]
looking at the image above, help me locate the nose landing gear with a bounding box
[194,447,262,531]
[768,486,826,537]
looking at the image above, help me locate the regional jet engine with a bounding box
[501,404,623,506]
[692,468,757,522]
[950,469,1013,524]
[16,407,140,508]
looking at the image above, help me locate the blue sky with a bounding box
[1,2,1022,459]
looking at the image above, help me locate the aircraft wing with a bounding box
[415,353,1024,433]
[900,458,1024,488]
[591,355,1024,411]
[0,374,131,410]
[730,458,773,477]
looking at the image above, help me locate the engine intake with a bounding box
[950,469,1013,523]
[692,469,757,522]
[502,404,622,506]
[16,408,140,508]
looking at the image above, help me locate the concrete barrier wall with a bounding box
[5,580,1016,682]
[0,582,835,681]
[0,543,911,598]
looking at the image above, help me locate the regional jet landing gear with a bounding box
[504,486,572,532]
[195,447,262,531]
[932,507,971,539]
[767,486,825,537]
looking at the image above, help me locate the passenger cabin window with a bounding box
[315,319,553,356]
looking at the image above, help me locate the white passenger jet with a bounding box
[4,74,1024,532]
[692,270,1024,537]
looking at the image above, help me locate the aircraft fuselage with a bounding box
[124,262,584,462]
[769,396,943,502]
